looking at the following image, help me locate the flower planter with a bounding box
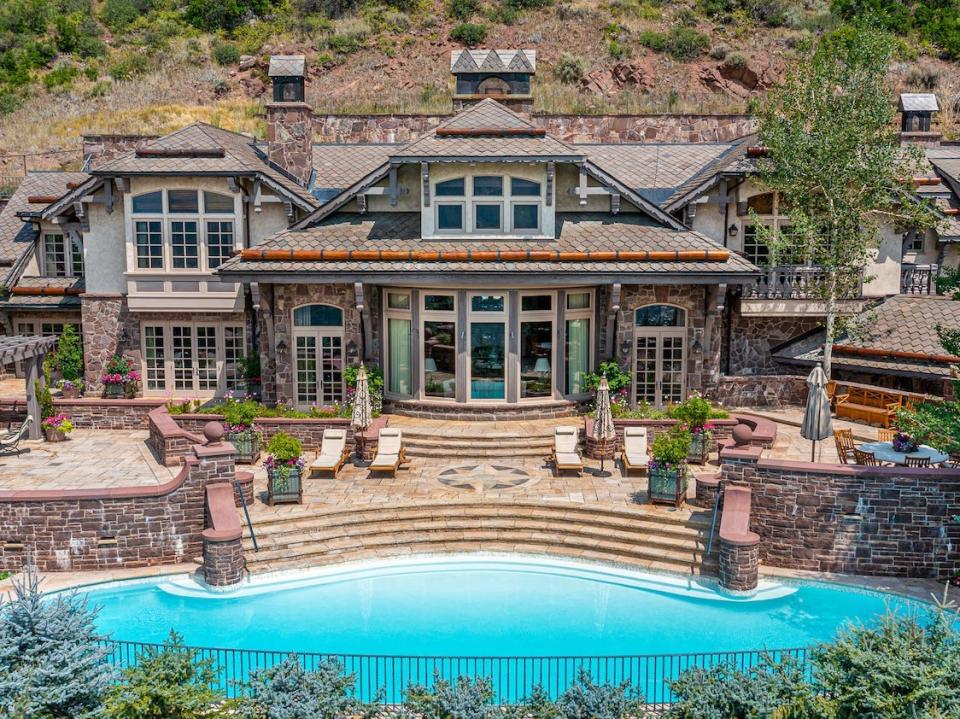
[267,465,303,505]
[103,384,125,399]
[648,465,687,508]
[228,431,261,464]
[44,427,67,442]
[60,386,81,399]
[687,432,711,464]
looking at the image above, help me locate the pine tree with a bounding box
[0,572,111,718]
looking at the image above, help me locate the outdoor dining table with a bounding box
[857,441,949,466]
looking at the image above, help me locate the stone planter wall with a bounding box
[0,397,164,430]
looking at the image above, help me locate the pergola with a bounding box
[0,335,59,440]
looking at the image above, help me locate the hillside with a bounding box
[1,0,959,166]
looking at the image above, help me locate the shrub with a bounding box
[405,673,497,719]
[554,52,585,84]
[906,63,940,90]
[582,361,631,394]
[52,324,84,381]
[55,11,106,58]
[104,631,229,719]
[505,0,553,8]
[447,0,480,20]
[237,656,372,718]
[108,50,150,80]
[221,398,261,429]
[667,392,717,430]
[266,431,303,461]
[35,379,54,421]
[185,0,278,31]
[43,62,79,90]
[100,0,153,31]
[650,425,692,465]
[450,22,487,45]
[608,38,629,59]
[663,27,710,61]
[725,50,747,67]
[212,40,241,66]
[710,42,729,59]
[555,669,641,719]
[0,573,112,718]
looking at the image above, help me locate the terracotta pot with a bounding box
[44,427,67,442]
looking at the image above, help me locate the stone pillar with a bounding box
[202,533,244,587]
[80,294,139,394]
[719,538,760,592]
[694,472,721,509]
[266,102,313,186]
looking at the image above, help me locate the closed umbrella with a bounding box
[801,364,833,462]
[351,364,373,461]
[593,375,616,475]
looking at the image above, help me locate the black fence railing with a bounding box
[900,263,940,295]
[99,639,810,710]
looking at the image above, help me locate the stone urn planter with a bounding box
[267,465,303,505]
[228,430,261,464]
[44,427,67,442]
[648,465,687,508]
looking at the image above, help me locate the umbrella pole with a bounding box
[811,439,816,462]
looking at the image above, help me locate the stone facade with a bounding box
[267,102,313,185]
[719,539,760,591]
[82,134,159,169]
[80,294,140,393]
[721,449,960,579]
[725,313,820,376]
[0,440,237,572]
[710,374,809,408]
[311,113,755,144]
[202,534,244,587]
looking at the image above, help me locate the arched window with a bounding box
[435,178,465,196]
[293,304,343,327]
[746,193,775,215]
[203,192,234,213]
[132,191,162,213]
[635,305,686,327]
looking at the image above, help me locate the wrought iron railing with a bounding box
[99,639,809,709]
[900,263,940,295]
[745,265,863,300]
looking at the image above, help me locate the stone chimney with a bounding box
[899,93,941,147]
[451,50,535,114]
[266,55,313,186]
[82,134,159,169]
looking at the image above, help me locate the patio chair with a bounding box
[309,429,351,478]
[620,427,649,475]
[853,448,879,466]
[904,456,930,468]
[0,416,32,455]
[833,429,856,465]
[877,428,897,442]
[550,426,583,476]
[946,451,960,468]
[368,428,407,476]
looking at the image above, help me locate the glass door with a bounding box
[293,331,344,408]
[468,293,506,401]
[633,333,686,409]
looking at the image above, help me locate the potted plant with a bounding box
[265,431,304,505]
[42,413,74,442]
[57,379,84,399]
[221,398,262,463]
[648,426,692,508]
[101,355,140,398]
[50,325,84,395]
[669,392,716,464]
[892,431,920,454]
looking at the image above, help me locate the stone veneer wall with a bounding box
[0,397,162,429]
[311,113,755,143]
[80,294,140,393]
[267,102,313,185]
[720,447,960,579]
[0,439,237,572]
[710,375,809,408]
[725,313,820,376]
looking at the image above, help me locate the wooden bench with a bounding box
[835,387,902,428]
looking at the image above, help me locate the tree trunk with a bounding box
[822,270,837,380]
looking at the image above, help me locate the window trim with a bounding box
[41,232,84,279]
[473,201,504,232]
[510,201,541,232]
[435,201,466,233]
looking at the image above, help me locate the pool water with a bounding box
[82,556,920,656]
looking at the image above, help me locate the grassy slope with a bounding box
[0,0,957,161]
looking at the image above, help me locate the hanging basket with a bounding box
[648,465,688,508]
[227,430,261,464]
[267,464,303,505]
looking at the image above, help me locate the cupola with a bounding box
[898,93,941,147]
[450,50,536,114]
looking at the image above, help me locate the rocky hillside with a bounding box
[1,0,958,164]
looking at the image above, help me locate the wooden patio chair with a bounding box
[0,416,32,456]
[620,426,649,476]
[853,448,879,466]
[309,429,351,478]
[833,429,856,465]
[904,456,930,468]
[368,428,407,476]
[550,426,583,476]
[877,428,897,443]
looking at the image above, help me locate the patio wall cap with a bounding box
[0,397,166,408]
[202,527,242,542]
[203,482,242,542]
[176,412,351,426]
[193,441,238,459]
[719,444,764,461]
[756,457,960,478]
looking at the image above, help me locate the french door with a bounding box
[142,322,244,395]
[294,331,344,408]
[633,332,686,409]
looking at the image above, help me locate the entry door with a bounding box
[172,325,219,392]
[294,331,344,408]
[634,332,685,409]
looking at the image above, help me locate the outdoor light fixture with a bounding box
[276,339,287,353]
[728,223,739,237]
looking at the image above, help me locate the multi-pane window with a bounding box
[142,323,244,394]
[135,221,163,269]
[43,234,67,277]
[223,326,244,390]
[742,225,770,267]
[143,326,166,391]
[71,238,84,277]
[206,221,234,268]
[171,221,199,269]
[433,175,542,236]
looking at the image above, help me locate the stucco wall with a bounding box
[248,199,291,246]
[84,200,126,294]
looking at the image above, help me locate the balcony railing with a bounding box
[900,263,940,295]
[745,265,863,301]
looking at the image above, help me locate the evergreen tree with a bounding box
[0,572,111,719]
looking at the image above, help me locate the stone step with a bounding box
[399,428,561,442]
[405,446,553,459]
[403,436,556,448]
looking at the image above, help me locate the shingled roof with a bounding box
[311,144,400,196]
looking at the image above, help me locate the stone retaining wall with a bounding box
[720,446,960,579]
[0,397,162,430]
[710,375,808,408]
[387,399,581,421]
[719,540,760,592]
[0,440,237,572]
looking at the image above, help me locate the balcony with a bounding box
[900,264,940,295]
[739,265,866,317]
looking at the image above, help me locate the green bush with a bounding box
[108,50,150,80]
[582,361,631,394]
[450,22,487,45]
[664,27,710,60]
[100,0,153,31]
[211,40,241,66]
[650,426,691,465]
[34,380,54,421]
[554,52,585,84]
[667,392,725,429]
[405,673,495,719]
[185,0,278,31]
[236,656,371,718]
[43,62,79,90]
[52,324,84,381]
[266,431,303,461]
[221,398,260,428]
[327,28,368,53]
[447,0,480,20]
[55,11,106,58]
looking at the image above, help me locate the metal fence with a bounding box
[100,639,809,709]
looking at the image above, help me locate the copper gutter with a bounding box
[11,286,84,296]
[912,177,941,186]
[833,344,960,364]
[237,248,732,263]
[944,208,959,216]
[26,195,60,204]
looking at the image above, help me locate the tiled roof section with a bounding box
[899,93,939,112]
[392,100,581,159]
[0,171,88,269]
[773,295,960,378]
[4,276,85,308]
[450,50,536,73]
[268,55,305,77]
[218,211,758,276]
[93,123,317,207]
[311,144,399,191]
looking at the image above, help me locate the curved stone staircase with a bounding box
[391,417,581,459]
[241,501,718,577]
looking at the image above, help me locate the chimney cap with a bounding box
[899,93,939,113]
[450,50,536,74]
[269,55,306,78]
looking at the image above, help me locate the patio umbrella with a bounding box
[801,364,833,462]
[593,375,617,475]
[351,364,373,461]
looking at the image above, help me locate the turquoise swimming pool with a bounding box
[82,556,923,702]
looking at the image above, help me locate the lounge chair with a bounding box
[550,426,583,476]
[309,429,351,478]
[0,416,32,455]
[368,428,407,476]
[620,426,649,475]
